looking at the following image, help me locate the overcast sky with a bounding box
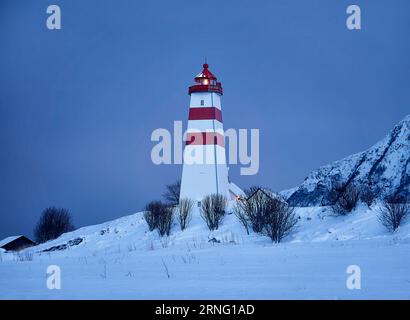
[0,0,409,239]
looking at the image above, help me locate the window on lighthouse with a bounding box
[200,100,204,106]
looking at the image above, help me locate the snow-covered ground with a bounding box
[1,204,409,299]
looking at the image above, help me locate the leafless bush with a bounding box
[236,187,273,233]
[332,183,360,216]
[156,206,174,237]
[262,199,298,243]
[360,185,375,207]
[144,201,174,236]
[177,198,194,231]
[235,187,297,242]
[143,201,162,231]
[34,207,75,243]
[200,194,227,231]
[378,199,409,232]
[163,179,181,206]
[234,203,250,235]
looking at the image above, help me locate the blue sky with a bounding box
[0,0,409,239]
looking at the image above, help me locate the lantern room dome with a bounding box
[195,63,217,81]
[189,63,223,95]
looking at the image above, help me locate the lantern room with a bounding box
[188,63,223,95]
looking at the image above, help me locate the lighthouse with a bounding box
[179,63,231,205]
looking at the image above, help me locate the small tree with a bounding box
[34,207,75,243]
[332,183,360,216]
[177,198,194,231]
[163,180,181,206]
[378,197,409,232]
[200,194,227,231]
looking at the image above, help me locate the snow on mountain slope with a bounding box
[1,204,409,299]
[287,115,410,206]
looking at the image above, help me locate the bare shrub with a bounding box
[163,179,181,206]
[233,203,250,235]
[200,194,227,231]
[143,201,162,231]
[236,187,273,233]
[156,206,174,237]
[262,198,298,243]
[34,207,75,243]
[332,183,360,216]
[360,185,375,207]
[235,187,297,242]
[378,198,409,232]
[177,198,194,231]
[144,201,173,236]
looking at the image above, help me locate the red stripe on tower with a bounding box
[185,132,224,147]
[188,107,223,122]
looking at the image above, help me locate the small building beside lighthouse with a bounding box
[180,63,240,205]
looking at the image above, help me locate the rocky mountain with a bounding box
[286,115,410,206]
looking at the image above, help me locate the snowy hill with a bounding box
[1,203,409,299]
[287,115,410,206]
[1,116,410,299]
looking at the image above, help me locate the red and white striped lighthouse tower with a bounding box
[180,63,230,204]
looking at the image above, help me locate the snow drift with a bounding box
[1,202,409,299]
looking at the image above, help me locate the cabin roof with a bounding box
[0,235,23,248]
